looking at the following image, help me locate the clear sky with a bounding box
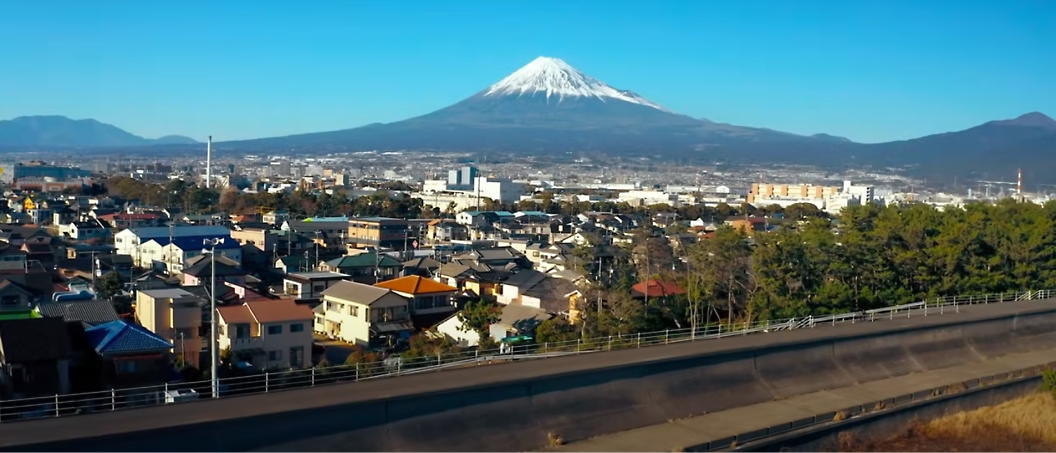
[1,0,1053,143]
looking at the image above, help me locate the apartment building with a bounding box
[346,217,410,250]
[135,288,206,368]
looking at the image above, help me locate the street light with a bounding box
[202,237,224,399]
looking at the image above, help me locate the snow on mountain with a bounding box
[482,56,668,111]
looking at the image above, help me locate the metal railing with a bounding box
[0,288,1050,423]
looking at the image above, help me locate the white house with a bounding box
[437,304,551,347]
[315,280,412,346]
[137,237,242,274]
[115,225,233,268]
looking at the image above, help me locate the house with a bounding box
[229,224,279,252]
[216,300,314,370]
[36,300,121,326]
[316,281,412,347]
[0,280,35,312]
[319,252,402,284]
[402,256,442,278]
[59,220,112,242]
[134,288,206,367]
[180,254,247,287]
[346,217,412,250]
[114,225,234,268]
[497,270,581,316]
[281,272,349,302]
[374,275,457,316]
[436,262,511,300]
[456,210,515,227]
[426,219,469,243]
[0,270,55,303]
[631,279,687,299]
[437,304,552,347]
[94,254,134,279]
[652,212,679,228]
[97,212,163,229]
[0,317,74,398]
[84,320,173,389]
[453,247,532,269]
[275,254,310,274]
[725,217,768,235]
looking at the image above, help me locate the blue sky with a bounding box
[1,0,1053,143]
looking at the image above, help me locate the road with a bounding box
[0,299,1054,451]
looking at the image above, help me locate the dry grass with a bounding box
[838,392,1056,452]
[547,432,564,447]
[833,410,850,421]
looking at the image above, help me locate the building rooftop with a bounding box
[321,280,401,306]
[85,320,173,355]
[286,271,349,281]
[374,276,456,295]
[138,288,198,299]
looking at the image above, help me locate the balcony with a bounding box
[229,336,263,349]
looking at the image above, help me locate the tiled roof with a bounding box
[85,320,173,355]
[0,318,73,362]
[375,276,456,295]
[403,257,441,270]
[246,300,313,323]
[325,253,401,269]
[182,256,247,278]
[631,279,687,298]
[37,300,120,326]
[321,280,401,306]
[217,304,255,325]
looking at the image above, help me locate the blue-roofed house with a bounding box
[114,225,234,268]
[85,320,174,388]
[137,236,243,275]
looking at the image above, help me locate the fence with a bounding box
[0,289,1051,423]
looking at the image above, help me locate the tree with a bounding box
[534,317,579,345]
[458,298,501,340]
[93,272,125,300]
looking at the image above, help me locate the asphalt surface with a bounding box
[1,298,1054,450]
[552,347,1056,452]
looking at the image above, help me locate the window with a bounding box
[290,323,304,333]
[267,325,282,335]
[268,350,282,361]
[1,295,21,307]
[350,306,359,317]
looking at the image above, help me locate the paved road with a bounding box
[1,299,1054,450]
[550,347,1056,452]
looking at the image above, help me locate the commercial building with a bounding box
[347,217,411,250]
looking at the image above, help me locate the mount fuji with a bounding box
[225,56,842,158]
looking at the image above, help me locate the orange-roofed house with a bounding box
[374,275,457,316]
[216,299,314,370]
[631,279,687,299]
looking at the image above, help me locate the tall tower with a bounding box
[1017,168,1022,198]
[206,136,213,189]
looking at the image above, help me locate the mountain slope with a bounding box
[223,56,840,158]
[0,116,197,147]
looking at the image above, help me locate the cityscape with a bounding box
[0,1,1055,452]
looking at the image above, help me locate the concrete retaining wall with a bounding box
[11,307,1056,452]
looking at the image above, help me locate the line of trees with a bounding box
[97,176,825,223]
[540,199,1056,343]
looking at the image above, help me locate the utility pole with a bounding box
[203,237,224,399]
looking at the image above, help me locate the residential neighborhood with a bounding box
[0,161,1038,426]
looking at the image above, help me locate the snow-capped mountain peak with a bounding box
[482,56,667,111]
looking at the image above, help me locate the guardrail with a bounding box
[0,289,1051,423]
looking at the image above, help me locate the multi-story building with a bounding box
[216,300,313,370]
[315,281,412,346]
[135,288,206,368]
[347,217,410,250]
[115,225,235,269]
